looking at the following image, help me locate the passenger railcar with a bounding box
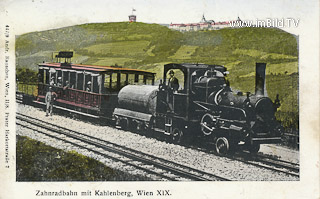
[35,51,155,119]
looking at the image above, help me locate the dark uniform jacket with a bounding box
[168,77,179,91]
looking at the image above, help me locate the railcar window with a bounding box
[77,73,84,90]
[57,71,62,81]
[111,73,118,90]
[38,69,44,83]
[120,73,128,88]
[128,74,135,84]
[134,74,139,83]
[84,74,92,92]
[135,74,145,85]
[104,74,111,90]
[45,70,49,84]
[84,74,91,84]
[92,76,99,93]
[49,72,57,85]
[70,72,76,89]
[146,78,153,85]
[62,71,68,86]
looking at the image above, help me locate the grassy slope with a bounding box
[16,135,151,181]
[15,22,298,128]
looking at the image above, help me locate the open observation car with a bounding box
[36,51,155,119]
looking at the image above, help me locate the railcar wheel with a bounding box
[172,128,183,144]
[215,137,230,155]
[249,143,260,154]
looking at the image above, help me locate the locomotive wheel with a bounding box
[215,137,230,155]
[200,113,216,136]
[248,143,260,154]
[172,128,183,144]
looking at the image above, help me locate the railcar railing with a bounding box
[38,83,115,108]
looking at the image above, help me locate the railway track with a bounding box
[227,151,299,177]
[187,143,299,177]
[16,98,299,179]
[16,113,230,181]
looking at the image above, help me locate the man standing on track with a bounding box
[45,87,54,116]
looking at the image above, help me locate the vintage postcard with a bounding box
[0,0,319,198]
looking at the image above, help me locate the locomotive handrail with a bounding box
[219,104,247,119]
[193,100,248,119]
[173,92,187,96]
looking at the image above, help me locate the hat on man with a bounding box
[169,70,175,75]
[87,81,91,84]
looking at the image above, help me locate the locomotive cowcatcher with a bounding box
[114,63,283,155]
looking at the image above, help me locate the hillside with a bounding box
[15,22,298,128]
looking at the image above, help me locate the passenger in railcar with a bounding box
[50,76,55,86]
[57,77,62,87]
[64,80,70,89]
[86,81,92,92]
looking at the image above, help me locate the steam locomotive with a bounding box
[114,63,283,155]
[31,52,283,155]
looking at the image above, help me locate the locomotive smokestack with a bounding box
[255,63,267,96]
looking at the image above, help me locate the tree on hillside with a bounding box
[16,68,38,83]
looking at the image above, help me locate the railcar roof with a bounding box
[38,62,155,74]
[165,63,225,69]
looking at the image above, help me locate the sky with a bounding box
[0,0,319,35]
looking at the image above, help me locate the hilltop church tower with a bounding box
[200,14,207,23]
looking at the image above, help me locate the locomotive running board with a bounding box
[153,128,171,135]
[114,108,152,122]
[251,137,282,144]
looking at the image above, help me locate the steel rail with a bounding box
[16,114,230,181]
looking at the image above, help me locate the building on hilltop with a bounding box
[169,15,243,31]
[129,8,136,22]
[129,15,136,22]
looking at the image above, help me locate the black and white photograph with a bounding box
[0,0,319,198]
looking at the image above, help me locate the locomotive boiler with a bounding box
[114,63,283,155]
